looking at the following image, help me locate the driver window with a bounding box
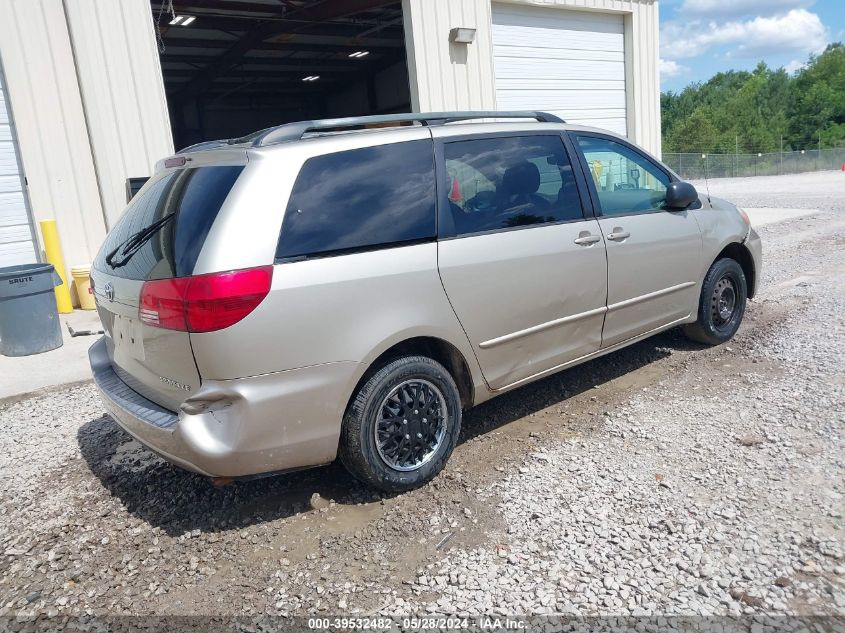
[576,135,669,216]
[444,135,584,236]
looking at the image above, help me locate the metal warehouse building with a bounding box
[0,0,659,291]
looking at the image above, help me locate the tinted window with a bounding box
[577,135,670,216]
[444,135,583,236]
[94,165,243,280]
[276,140,436,259]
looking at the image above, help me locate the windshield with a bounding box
[94,165,243,280]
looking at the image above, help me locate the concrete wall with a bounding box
[402,0,661,156]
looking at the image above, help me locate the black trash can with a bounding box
[0,263,65,357]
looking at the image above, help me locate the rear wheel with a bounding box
[683,257,747,345]
[339,356,461,492]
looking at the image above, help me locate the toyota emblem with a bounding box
[104,282,115,302]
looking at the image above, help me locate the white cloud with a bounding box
[784,59,807,74]
[680,0,813,18]
[662,9,829,60]
[660,59,690,80]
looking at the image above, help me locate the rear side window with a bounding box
[94,165,243,280]
[444,135,584,237]
[276,140,436,260]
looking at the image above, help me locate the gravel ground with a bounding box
[1,172,843,622]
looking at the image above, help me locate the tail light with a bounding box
[139,266,273,333]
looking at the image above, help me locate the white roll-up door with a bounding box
[492,3,628,136]
[0,65,37,267]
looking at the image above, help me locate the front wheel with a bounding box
[339,356,462,492]
[683,257,747,346]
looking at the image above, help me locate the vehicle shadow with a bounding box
[76,328,689,537]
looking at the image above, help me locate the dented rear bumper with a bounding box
[89,336,358,477]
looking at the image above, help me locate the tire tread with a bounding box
[683,257,747,346]
[338,355,461,492]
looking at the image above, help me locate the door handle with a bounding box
[606,228,631,241]
[573,233,602,246]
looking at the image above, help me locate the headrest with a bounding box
[500,161,540,196]
[560,163,577,187]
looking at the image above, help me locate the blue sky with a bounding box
[659,0,845,92]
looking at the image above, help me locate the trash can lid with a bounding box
[0,262,55,280]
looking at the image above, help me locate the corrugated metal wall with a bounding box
[622,0,661,157]
[402,0,497,112]
[64,0,174,228]
[0,0,172,278]
[0,0,107,270]
[403,0,661,156]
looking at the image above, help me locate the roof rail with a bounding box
[178,139,232,154]
[250,111,564,147]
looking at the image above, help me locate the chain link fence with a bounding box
[663,148,845,180]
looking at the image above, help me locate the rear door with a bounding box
[435,132,607,391]
[90,161,245,410]
[573,133,702,347]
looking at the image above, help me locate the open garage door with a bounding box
[151,0,410,150]
[492,3,628,136]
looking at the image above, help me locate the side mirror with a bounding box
[665,181,698,210]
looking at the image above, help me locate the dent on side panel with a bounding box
[437,223,608,391]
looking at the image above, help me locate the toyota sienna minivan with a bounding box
[89,111,762,492]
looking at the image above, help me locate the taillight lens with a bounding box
[139,266,273,333]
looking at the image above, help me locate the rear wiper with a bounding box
[105,213,175,269]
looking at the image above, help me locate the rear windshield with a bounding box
[94,165,243,280]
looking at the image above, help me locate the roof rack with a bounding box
[247,111,565,148]
[178,139,231,153]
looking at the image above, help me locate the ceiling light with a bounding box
[348,51,370,58]
[302,75,320,82]
[169,15,196,26]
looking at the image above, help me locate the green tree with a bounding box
[661,44,845,153]
[787,44,845,149]
[665,108,720,153]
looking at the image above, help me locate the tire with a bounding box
[683,257,747,346]
[339,356,462,492]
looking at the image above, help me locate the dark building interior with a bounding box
[150,0,410,149]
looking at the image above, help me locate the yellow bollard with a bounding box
[39,219,73,314]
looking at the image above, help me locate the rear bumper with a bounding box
[89,336,359,477]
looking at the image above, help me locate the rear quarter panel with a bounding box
[190,240,483,395]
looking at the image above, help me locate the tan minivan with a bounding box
[89,111,762,491]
